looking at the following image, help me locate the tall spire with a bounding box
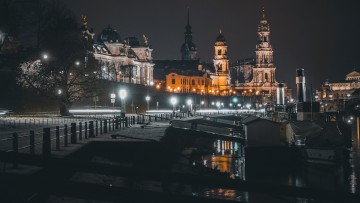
[181,7,197,60]
[187,6,190,26]
[262,6,266,20]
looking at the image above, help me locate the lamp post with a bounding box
[187,99,192,117]
[170,97,177,117]
[119,89,127,116]
[145,95,150,111]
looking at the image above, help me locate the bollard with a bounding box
[104,119,108,133]
[64,124,68,147]
[30,130,35,155]
[115,117,119,129]
[149,115,151,122]
[71,123,77,144]
[112,119,115,131]
[55,126,60,151]
[96,121,98,136]
[125,117,128,127]
[85,122,88,139]
[12,133,18,168]
[100,120,103,134]
[42,128,51,156]
[79,122,82,141]
[89,121,94,138]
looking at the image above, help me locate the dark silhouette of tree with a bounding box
[16,0,98,115]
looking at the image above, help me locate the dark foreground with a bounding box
[0,124,360,203]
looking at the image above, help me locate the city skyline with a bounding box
[63,0,360,90]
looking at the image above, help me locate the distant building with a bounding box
[154,9,202,91]
[86,19,154,86]
[320,70,360,101]
[211,31,231,95]
[181,8,197,60]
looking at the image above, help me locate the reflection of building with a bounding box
[92,25,154,85]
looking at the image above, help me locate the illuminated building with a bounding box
[165,69,212,94]
[231,9,291,102]
[181,8,197,60]
[320,70,360,101]
[211,30,231,95]
[92,25,154,85]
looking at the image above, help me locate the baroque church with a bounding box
[81,16,154,86]
[162,8,291,103]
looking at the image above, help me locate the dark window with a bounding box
[192,80,195,85]
[202,80,204,85]
[172,79,175,84]
[218,49,221,55]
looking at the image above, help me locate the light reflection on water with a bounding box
[193,118,360,202]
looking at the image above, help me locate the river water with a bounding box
[187,119,360,202]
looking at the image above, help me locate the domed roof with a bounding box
[216,33,226,43]
[97,25,121,43]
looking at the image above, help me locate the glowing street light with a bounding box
[145,95,151,111]
[170,97,177,116]
[119,89,127,114]
[187,99,192,117]
[43,54,48,60]
[75,61,80,66]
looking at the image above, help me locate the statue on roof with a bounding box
[143,34,148,46]
[80,14,95,51]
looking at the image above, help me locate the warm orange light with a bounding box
[249,89,252,93]
[244,91,247,93]
[193,89,196,92]
[256,91,259,95]
[177,87,180,90]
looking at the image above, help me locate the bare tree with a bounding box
[17,52,99,115]
[16,0,99,116]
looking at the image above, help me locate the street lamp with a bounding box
[119,89,127,114]
[187,99,192,117]
[170,97,177,116]
[145,95,150,111]
[43,54,48,60]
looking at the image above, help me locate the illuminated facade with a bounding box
[92,25,154,85]
[166,70,212,94]
[211,31,231,95]
[231,9,284,101]
[320,70,360,101]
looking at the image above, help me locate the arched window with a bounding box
[265,73,269,81]
[218,49,221,55]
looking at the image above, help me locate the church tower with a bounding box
[212,30,231,95]
[181,8,197,60]
[252,8,277,85]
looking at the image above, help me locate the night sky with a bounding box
[63,0,360,90]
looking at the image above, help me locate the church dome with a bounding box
[216,33,226,43]
[97,25,121,43]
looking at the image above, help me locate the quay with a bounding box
[0,114,360,203]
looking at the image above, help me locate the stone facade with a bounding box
[92,25,154,86]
